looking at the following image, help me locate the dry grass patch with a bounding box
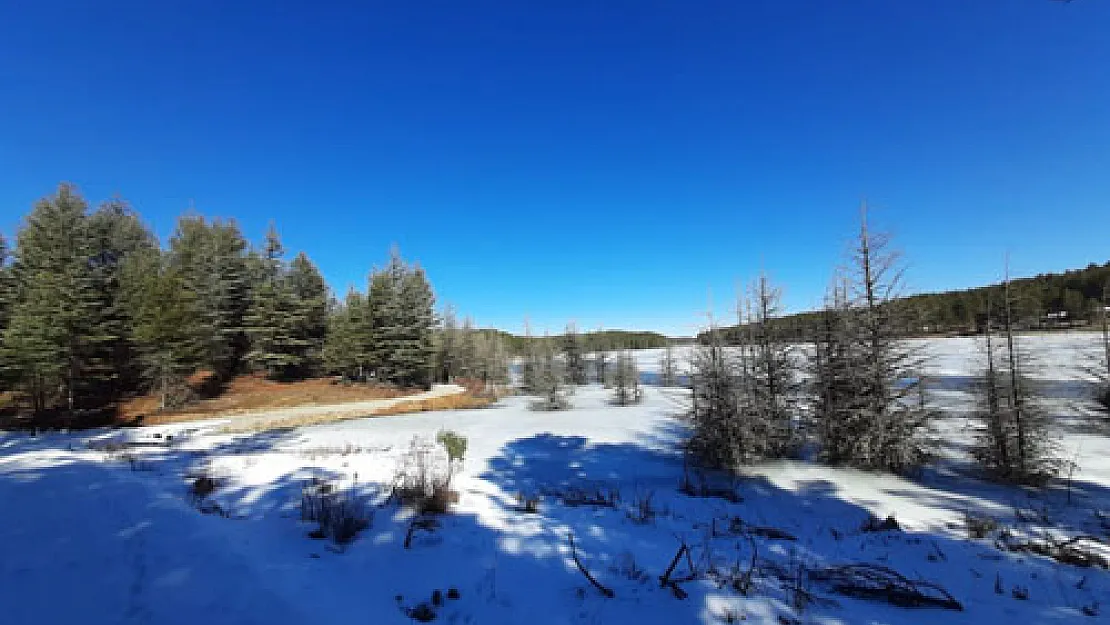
[132,374,413,425]
[371,392,496,416]
[219,390,495,433]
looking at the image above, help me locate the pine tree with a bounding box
[322,289,371,380]
[594,348,610,385]
[812,209,933,474]
[127,252,204,409]
[1095,283,1110,413]
[611,351,643,405]
[1,184,130,413]
[367,250,436,388]
[243,229,326,380]
[168,216,252,378]
[518,319,537,392]
[0,234,11,369]
[562,322,587,385]
[810,280,856,464]
[286,252,329,376]
[435,305,460,383]
[473,330,510,386]
[457,316,479,380]
[530,337,570,410]
[972,272,1058,483]
[688,316,744,468]
[85,200,158,400]
[659,342,679,387]
[738,274,798,458]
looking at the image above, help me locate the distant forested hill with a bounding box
[481,329,670,354]
[702,260,1110,343]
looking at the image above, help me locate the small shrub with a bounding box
[393,436,455,514]
[436,430,468,464]
[965,512,999,540]
[408,602,436,622]
[627,490,656,524]
[529,394,571,411]
[861,515,900,533]
[189,475,219,503]
[516,491,539,513]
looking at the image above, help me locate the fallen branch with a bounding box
[658,541,692,599]
[568,533,614,598]
[1002,534,1108,569]
[809,564,963,611]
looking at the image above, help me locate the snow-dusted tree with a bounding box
[518,319,539,392]
[434,304,460,383]
[1094,284,1110,413]
[471,330,510,386]
[688,317,744,468]
[611,351,643,405]
[659,342,679,387]
[561,322,587,385]
[811,210,933,474]
[457,316,479,380]
[594,348,611,385]
[972,277,1058,483]
[736,274,799,457]
[530,337,570,410]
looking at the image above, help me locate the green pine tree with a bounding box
[127,253,204,409]
[287,252,329,376]
[168,216,252,378]
[1,185,121,413]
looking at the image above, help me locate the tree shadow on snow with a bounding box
[2,421,1108,624]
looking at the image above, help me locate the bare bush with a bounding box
[301,482,371,545]
[627,490,656,524]
[393,436,456,514]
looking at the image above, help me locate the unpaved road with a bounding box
[200,383,466,432]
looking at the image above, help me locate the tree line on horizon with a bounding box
[701,259,1110,344]
[0,184,511,421]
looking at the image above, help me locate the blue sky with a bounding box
[1,1,1108,336]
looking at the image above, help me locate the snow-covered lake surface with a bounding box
[2,333,1108,624]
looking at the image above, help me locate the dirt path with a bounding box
[194,384,466,432]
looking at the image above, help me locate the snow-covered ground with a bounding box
[2,333,1108,624]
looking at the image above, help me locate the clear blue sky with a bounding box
[1,1,1108,336]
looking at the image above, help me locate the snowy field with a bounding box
[2,333,1109,624]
